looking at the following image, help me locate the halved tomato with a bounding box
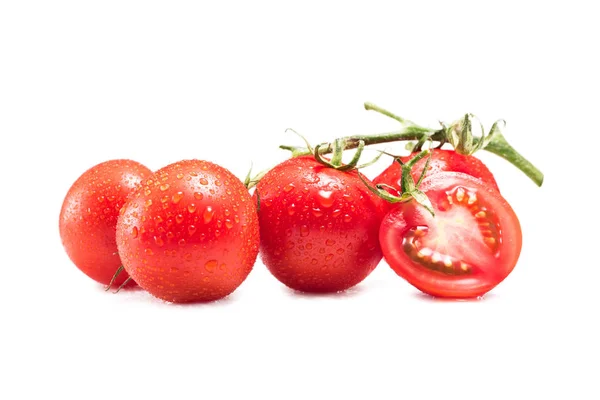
[380,172,521,298]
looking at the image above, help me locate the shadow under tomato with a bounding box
[412,291,496,302]
[284,284,367,299]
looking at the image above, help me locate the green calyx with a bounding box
[359,148,435,216]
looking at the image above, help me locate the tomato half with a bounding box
[374,149,500,195]
[380,172,521,298]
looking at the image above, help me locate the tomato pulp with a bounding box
[380,172,521,298]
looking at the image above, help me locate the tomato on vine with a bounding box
[255,155,386,293]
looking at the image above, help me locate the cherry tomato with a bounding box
[59,159,153,287]
[374,149,500,195]
[255,156,386,293]
[380,172,521,298]
[116,159,260,303]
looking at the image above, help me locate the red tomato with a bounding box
[380,172,521,298]
[374,149,500,194]
[116,160,260,303]
[59,159,153,287]
[255,156,386,293]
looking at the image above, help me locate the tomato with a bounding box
[380,172,521,298]
[116,159,260,303]
[255,156,386,293]
[59,159,153,287]
[373,149,500,195]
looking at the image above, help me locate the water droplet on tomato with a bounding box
[145,199,153,208]
[194,192,203,200]
[326,239,335,246]
[204,260,218,272]
[161,195,169,203]
[286,241,295,249]
[184,253,193,261]
[215,180,222,186]
[311,258,318,265]
[332,209,342,218]
[225,219,234,229]
[200,178,208,185]
[318,190,334,208]
[203,206,214,224]
[288,204,296,215]
[178,238,186,246]
[188,225,197,236]
[325,253,334,261]
[145,248,154,256]
[234,215,240,223]
[188,203,197,213]
[284,183,295,192]
[343,214,352,223]
[312,208,323,217]
[306,243,313,249]
[300,225,309,237]
[154,236,164,246]
[176,173,184,179]
[166,231,174,239]
[175,214,184,224]
[160,184,170,191]
[172,191,184,204]
[132,226,138,238]
[97,195,105,203]
[145,188,152,196]
[336,248,344,254]
[215,229,221,237]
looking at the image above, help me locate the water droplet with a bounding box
[203,206,214,224]
[219,263,227,271]
[336,248,345,254]
[215,230,221,237]
[224,209,231,216]
[326,239,335,246]
[188,204,197,213]
[215,180,222,186]
[103,207,111,214]
[145,199,153,208]
[154,236,164,246]
[97,195,105,203]
[311,258,318,265]
[144,188,152,196]
[176,173,184,179]
[216,220,223,228]
[288,204,296,215]
[190,171,198,177]
[300,225,309,237]
[175,214,184,224]
[326,253,334,261]
[312,208,323,217]
[332,209,342,218]
[178,238,186,246]
[285,229,292,237]
[286,241,295,249]
[284,183,295,192]
[146,179,154,185]
[306,243,313,249]
[145,248,154,256]
[202,277,210,283]
[188,225,197,236]
[161,195,169,203]
[160,184,170,191]
[225,219,233,229]
[343,214,352,223]
[205,259,218,272]
[200,178,208,185]
[132,226,138,238]
[318,190,334,208]
[234,215,240,223]
[184,253,193,261]
[172,191,184,204]
[166,231,174,239]
[194,192,203,200]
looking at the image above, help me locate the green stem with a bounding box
[479,134,544,187]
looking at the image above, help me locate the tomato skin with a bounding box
[380,172,521,298]
[116,160,260,303]
[256,156,386,293]
[59,159,153,287]
[373,149,500,196]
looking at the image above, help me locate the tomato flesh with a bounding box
[380,172,521,298]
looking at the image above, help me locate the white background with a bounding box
[1,1,598,399]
